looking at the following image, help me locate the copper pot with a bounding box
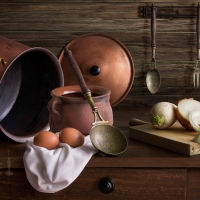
[48,85,113,135]
[0,36,63,142]
[0,36,28,122]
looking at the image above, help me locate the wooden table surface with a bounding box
[1,106,200,200]
[1,106,200,169]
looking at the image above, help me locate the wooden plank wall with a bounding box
[0,0,200,107]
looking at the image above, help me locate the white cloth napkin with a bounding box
[23,135,97,193]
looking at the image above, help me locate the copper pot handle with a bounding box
[47,96,62,117]
[0,57,6,65]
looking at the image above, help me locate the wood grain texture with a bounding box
[187,169,200,200]
[0,168,186,200]
[52,168,186,200]
[1,1,200,106]
[0,169,35,200]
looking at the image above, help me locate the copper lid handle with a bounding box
[90,65,100,76]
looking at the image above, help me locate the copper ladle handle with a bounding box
[64,48,91,94]
[64,48,98,112]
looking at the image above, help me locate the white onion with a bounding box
[189,110,200,133]
[176,98,200,130]
[149,102,177,129]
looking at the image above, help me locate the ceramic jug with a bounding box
[48,85,113,135]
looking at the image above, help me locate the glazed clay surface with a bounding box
[48,85,113,135]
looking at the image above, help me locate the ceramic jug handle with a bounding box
[47,96,62,117]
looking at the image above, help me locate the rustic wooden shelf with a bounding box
[0,106,200,199]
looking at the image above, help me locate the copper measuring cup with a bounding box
[64,48,128,155]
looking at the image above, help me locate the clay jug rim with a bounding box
[51,85,111,100]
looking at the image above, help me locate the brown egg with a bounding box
[59,127,84,148]
[33,131,59,150]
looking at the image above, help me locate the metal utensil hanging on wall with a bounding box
[146,3,161,94]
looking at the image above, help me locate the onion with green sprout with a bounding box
[149,102,177,129]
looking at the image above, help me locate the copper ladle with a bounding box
[64,48,128,155]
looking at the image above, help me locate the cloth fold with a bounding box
[23,135,97,193]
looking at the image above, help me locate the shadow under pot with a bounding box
[48,85,113,135]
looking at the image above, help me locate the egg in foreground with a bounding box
[34,131,59,150]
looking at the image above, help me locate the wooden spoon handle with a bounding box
[151,3,156,48]
[129,118,149,126]
[64,48,91,94]
[197,3,200,49]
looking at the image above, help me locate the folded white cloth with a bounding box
[23,135,97,193]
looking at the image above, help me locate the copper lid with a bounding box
[58,33,134,106]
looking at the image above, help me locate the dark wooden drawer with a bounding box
[0,168,186,200]
[187,169,200,200]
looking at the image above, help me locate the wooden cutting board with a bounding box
[129,121,200,156]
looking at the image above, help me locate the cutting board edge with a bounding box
[129,126,200,156]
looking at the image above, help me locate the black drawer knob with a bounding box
[90,65,100,76]
[98,177,115,194]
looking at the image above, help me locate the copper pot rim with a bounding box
[1,47,60,82]
[58,32,134,107]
